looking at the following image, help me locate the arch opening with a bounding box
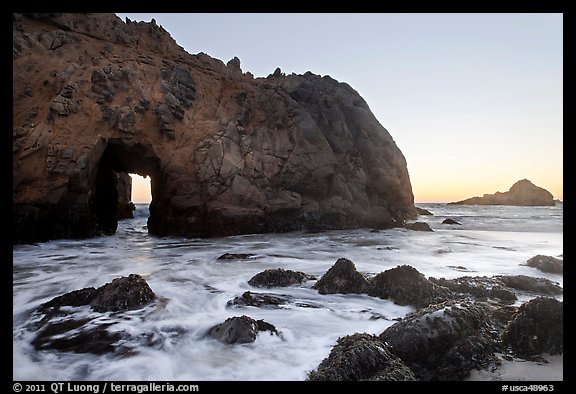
[130,174,152,204]
[90,140,161,236]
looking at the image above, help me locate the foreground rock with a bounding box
[33,274,156,354]
[380,301,499,380]
[429,276,517,304]
[502,297,563,358]
[226,291,293,308]
[217,253,256,261]
[367,265,450,308]
[248,268,315,288]
[525,255,563,274]
[208,315,279,344]
[41,274,156,312]
[495,275,563,296]
[13,13,417,244]
[307,333,416,381]
[31,319,121,354]
[89,274,157,312]
[449,179,555,206]
[313,258,369,294]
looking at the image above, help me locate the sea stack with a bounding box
[448,179,555,206]
[13,13,416,243]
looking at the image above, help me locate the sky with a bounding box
[119,13,563,203]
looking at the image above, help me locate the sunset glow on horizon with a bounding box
[130,174,152,203]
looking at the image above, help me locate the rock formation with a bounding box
[307,333,416,381]
[448,179,555,206]
[405,221,433,231]
[502,297,563,357]
[525,255,563,274]
[13,13,416,244]
[116,172,135,219]
[379,301,500,380]
[208,315,279,344]
[32,274,156,354]
[247,268,316,288]
[313,257,369,294]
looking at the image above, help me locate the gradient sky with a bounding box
[120,13,563,203]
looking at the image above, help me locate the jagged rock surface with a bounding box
[13,13,416,243]
[307,333,416,381]
[502,297,563,357]
[313,257,369,294]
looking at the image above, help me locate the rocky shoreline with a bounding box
[27,253,563,381]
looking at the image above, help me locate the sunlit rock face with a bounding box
[13,13,416,244]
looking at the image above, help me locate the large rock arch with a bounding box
[13,13,416,244]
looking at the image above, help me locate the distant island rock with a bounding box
[448,179,555,206]
[13,13,416,244]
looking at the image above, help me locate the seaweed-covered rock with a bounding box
[308,333,416,381]
[39,288,99,310]
[31,274,157,354]
[313,258,369,295]
[208,315,279,344]
[368,265,450,308]
[525,255,563,274]
[31,319,121,354]
[429,276,517,304]
[217,253,256,260]
[89,274,156,312]
[441,218,461,225]
[495,275,563,296]
[40,274,156,313]
[380,301,499,380]
[502,297,563,357]
[248,268,315,288]
[226,291,293,308]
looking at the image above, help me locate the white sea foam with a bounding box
[13,203,563,380]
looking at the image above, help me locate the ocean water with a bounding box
[13,203,563,381]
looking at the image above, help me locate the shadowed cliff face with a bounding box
[12,13,416,244]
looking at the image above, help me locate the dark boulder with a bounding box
[208,315,279,344]
[90,274,156,312]
[367,265,450,308]
[429,276,517,304]
[248,268,315,288]
[380,301,499,380]
[502,297,563,358]
[307,333,416,381]
[40,274,156,313]
[31,319,121,354]
[217,253,256,260]
[495,275,562,296]
[405,222,433,231]
[441,218,461,225]
[40,287,98,310]
[226,291,293,308]
[525,255,563,274]
[31,274,157,354]
[416,207,433,215]
[313,258,369,295]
